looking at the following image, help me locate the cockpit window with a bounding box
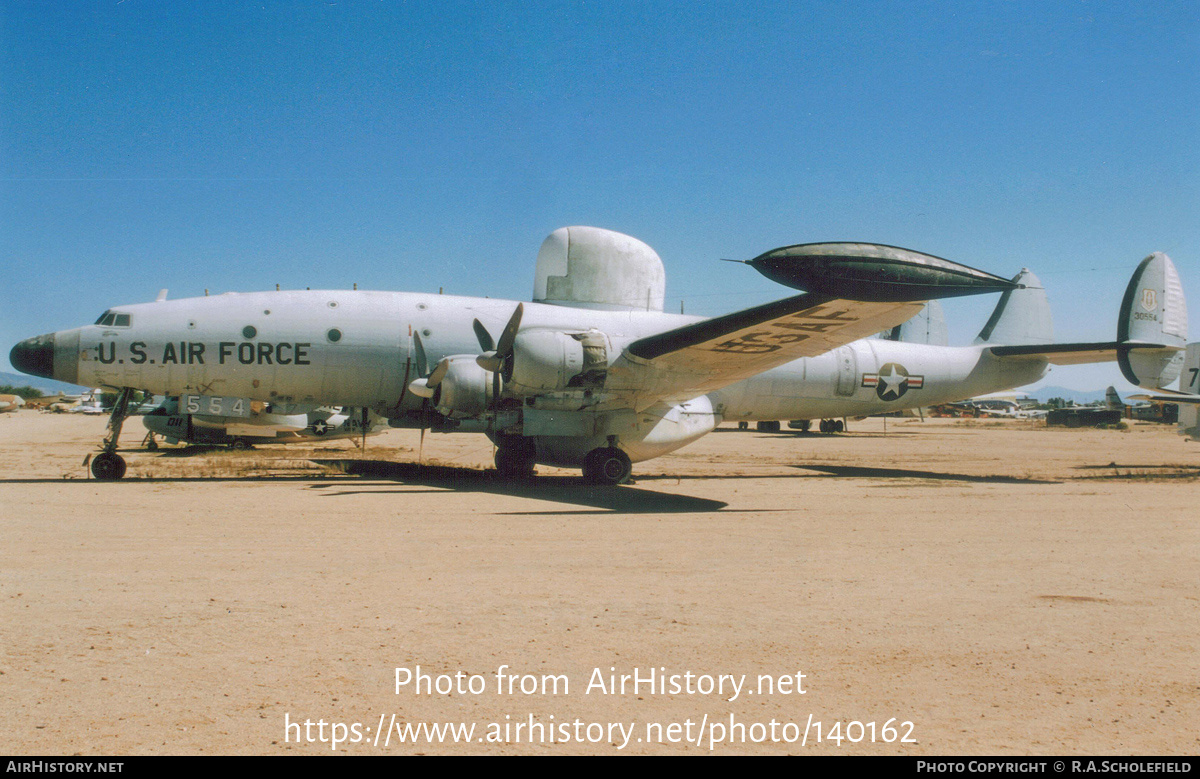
[93,311,132,327]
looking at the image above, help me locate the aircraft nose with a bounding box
[10,333,56,380]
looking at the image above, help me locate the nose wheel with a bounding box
[90,451,127,480]
[89,387,135,481]
[582,446,632,485]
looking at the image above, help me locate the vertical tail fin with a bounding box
[1117,252,1188,388]
[974,268,1053,346]
[1105,386,1122,411]
[880,300,948,346]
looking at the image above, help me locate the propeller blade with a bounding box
[472,319,495,352]
[427,358,450,388]
[408,378,435,398]
[476,351,502,373]
[413,331,428,377]
[495,303,524,358]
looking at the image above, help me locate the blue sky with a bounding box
[3,1,1197,390]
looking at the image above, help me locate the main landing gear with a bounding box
[582,445,632,486]
[89,387,135,481]
[818,418,845,433]
[492,434,633,486]
[494,434,537,479]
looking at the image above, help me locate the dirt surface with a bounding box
[1,411,1197,755]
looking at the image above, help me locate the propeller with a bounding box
[475,303,523,408]
[405,330,435,464]
[406,303,524,415]
[476,303,523,375]
[407,331,438,398]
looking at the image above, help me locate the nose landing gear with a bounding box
[88,387,135,480]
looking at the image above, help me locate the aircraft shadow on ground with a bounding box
[1073,462,1200,480]
[794,464,1060,484]
[308,459,729,514]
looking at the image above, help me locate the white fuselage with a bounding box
[52,289,1048,464]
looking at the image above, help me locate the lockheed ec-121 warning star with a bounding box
[9,226,1187,483]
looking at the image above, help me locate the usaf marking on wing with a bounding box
[9,226,1188,484]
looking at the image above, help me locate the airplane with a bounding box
[58,388,107,414]
[1130,342,1200,440]
[141,398,382,449]
[8,226,1188,483]
[0,394,25,413]
[952,397,1044,419]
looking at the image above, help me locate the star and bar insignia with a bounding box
[861,362,925,400]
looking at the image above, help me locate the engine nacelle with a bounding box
[433,356,495,418]
[510,329,610,392]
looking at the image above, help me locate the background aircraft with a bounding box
[1131,343,1200,441]
[9,227,1187,483]
[141,399,381,449]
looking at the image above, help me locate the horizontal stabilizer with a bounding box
[987,341,1176,366]
[990,252,1187,389]
[1129,389,1200,405]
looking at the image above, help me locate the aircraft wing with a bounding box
[612,293,924,406]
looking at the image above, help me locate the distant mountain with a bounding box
[0,371,90,396]
[1020,386,1109,405]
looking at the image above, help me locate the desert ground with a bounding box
[0,410,1196,755]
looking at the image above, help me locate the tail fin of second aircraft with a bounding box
[1105,386,1123,411]
[1177,343,1200,440]
[974,268,1053,346]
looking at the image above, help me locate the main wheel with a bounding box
[230,439,252,450]
[91,452,127,481]
[494,442,537,479]
[756,420,781,433]
[582,447,632,485]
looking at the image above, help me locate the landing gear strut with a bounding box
[90,387,135,480]
[582,446,632,485]
[494,434,537,479]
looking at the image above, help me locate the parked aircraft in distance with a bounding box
[9,227,1188,483]
[59,388,106,414]
[141,398,381,449]
[938,394,1047,419]
[0,394,25,413]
